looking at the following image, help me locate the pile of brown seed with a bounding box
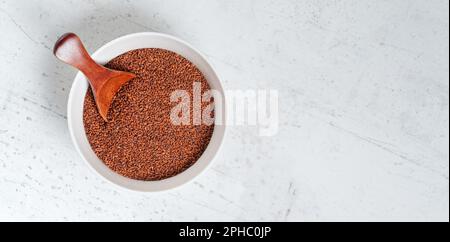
[83,48,214,181]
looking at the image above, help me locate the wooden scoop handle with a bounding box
[53,33,108,91]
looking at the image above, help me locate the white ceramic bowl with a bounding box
[67,32,226,192]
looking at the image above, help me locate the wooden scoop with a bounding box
[53,33,136,121]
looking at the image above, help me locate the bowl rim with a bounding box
[67,32,226,192]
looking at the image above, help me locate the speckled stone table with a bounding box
[0,0,448,221]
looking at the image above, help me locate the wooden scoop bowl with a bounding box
[53,33,135,121]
